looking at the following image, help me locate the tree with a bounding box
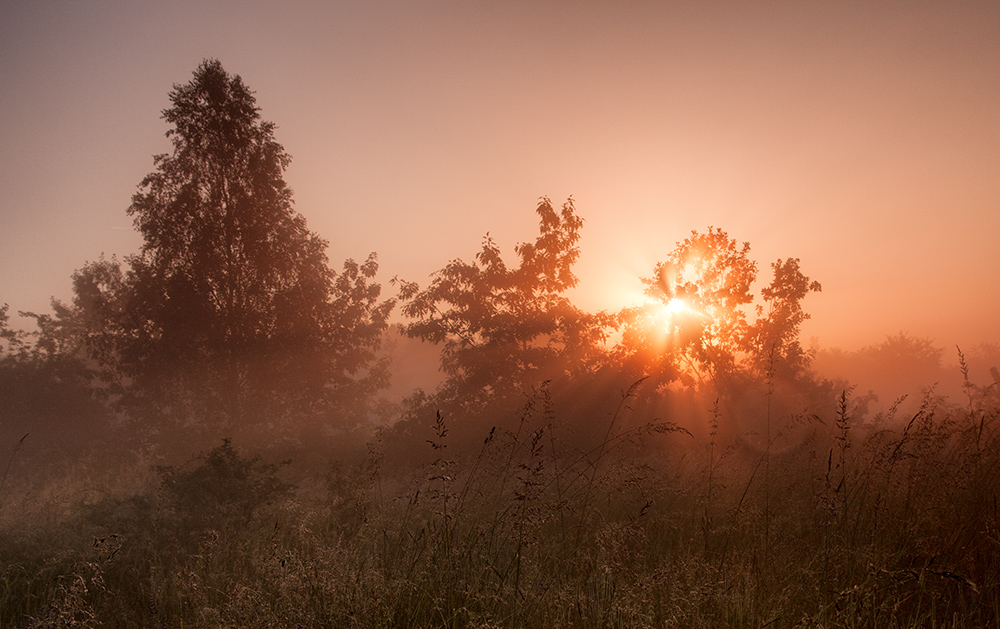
[747,257,822,376]
[617,227,820,388]
[0,304,27,359]
[398,197,609,408]
[812,333,945,411]
[0,303,111,462]
[617,227,757,386]
[66,60,393,436]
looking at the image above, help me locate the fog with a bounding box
[2,3,999,624]
[3,2,999,351]
[3,147,998,621]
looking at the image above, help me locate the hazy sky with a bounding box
[1,0,998,351]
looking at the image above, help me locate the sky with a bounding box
[1,0,998,353]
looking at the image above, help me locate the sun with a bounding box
[651,297,691,334]
[665,297,687,314]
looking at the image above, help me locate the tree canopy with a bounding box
[61,60,393,436]
[616,227,821,390]
[398,197,609,408]
[2,60,831,456]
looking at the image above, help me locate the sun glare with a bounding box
[666,298,686,314]
[651,297,690,335]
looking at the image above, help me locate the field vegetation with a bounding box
[1,359,997,628]
[1,60,998,627]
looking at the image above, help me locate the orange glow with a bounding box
[0,3,997,351]
[650,297,698,337]
[666,297,686,314]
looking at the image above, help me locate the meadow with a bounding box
[3,51,998,629]
[1,358,997,629]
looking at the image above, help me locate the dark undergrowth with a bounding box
[1,370,998,628]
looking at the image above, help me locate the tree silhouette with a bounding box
[617,228,756,386]
[747,257,822,377]
[0,305,26,359]
[398,197,609,409]
[62,60,393,436]
[617,227,820,388]
[0,304,110,461]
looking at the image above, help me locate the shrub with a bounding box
[156,438,293,533]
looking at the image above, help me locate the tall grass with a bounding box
[1,363,998,627]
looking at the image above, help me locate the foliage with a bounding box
[616,228,755,386]
[4,46,998,629]
[2,361,999,628]
[7,52,995,629]
[813,333,950,415]
[398,197,610,408]
[156,438,292,533]
[0,305,27,358]
[57,60,394,436]
[650,227,758,368]
[0,304,110,463]
[617,227,821,390]
[748,257,823,375]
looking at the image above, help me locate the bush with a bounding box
[156,438,293,533]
